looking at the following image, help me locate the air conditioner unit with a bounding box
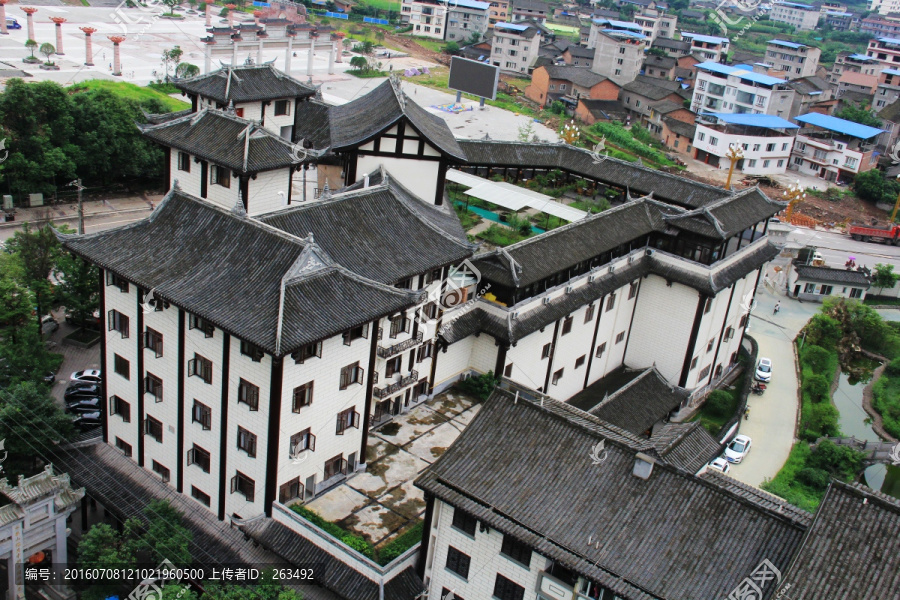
[565,286,574,294]
[646,249,654,256]
[542,297,551,305]
[628,255,635,264]
[589,274,597,283]
[608,265,616,273]
[512,311,519,319]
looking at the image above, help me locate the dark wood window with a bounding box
[606,294,616,312]
[231,471,255,502]
[389,313,410,338]
[342,323,369,345]
[504,363,513,377]
[143,328,163,358]
[324,454,348,480]
[115,437,132,457]
[109,395,131,422]
[237,426,257,457]
[500,534,532,568]
[451,508,477,536]
[189,314,214,337]
[144,415,163,442]
[707,338,715,352]
[152,460,170,483]
[704,297,712,314]
[108,310,129,338]
[442,589,463,600]
[274,99,290,116]
[187,444,211,473]
[192,400,212,429]
[724,326,734,341]
[145,373,163,402]
[178,151,191,172]
[292,382,313,411]
[575,355,586,369]
[445,546,471,579]
[279,477,303,503]
[541,343,552,359]
[493,574,525,600]
[552,368,563,385]
[739,314,749,328]
[290,428,315,455]
[628,281,639,299]
[105,271,129,293]
[240,340,264,362]
[336,407,360,435]
[238,378,259,410]
[416,342,434,362]
[584,303,595,324]
[561,316,573,336]
[690,356,698,371]
[422,301,439,319]
[698,364,711,380]
[385,356,403,378]
[188,353,213,384]
[114,354,130,380]
[191,486,210,506]
[291,341,322,363]
[615,331,626,344]
[596,342,606,358]
[211,165,231,188]
[339,362,364,390]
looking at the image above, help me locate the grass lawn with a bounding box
[69,80,190,112]
[477,224,531,247]
[865,297,900,306]
[402,67,541,117]
[406,36,444,53]
[356,0,403,11]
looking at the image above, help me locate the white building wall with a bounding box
[692,125,795,175]
[356,155,440,204]
[434,336,475,392]
[205,171,239,211]
[247,169,292,216]
[169,151,203,199]
[104,279,140,462]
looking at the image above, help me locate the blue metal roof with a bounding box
[682,32,729,44]
[795,113,884,139]
[877,37,900,44]
[824,11,853,16]
[768,39,805,49]
[593,18,643,30]
[695,62,786,86]
[494,21,530,31]
[702,112,800,129]
[883,68,900,76]
[449,0,491,9]
[777,1,816,8]
[602,29,646,39]
[848,53,878,61]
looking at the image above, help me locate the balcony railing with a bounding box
[374,370,419,399]
[377,331,424,359]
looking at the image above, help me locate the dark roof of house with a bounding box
[58,189,422,356]
[415,388,808,600]
[621,75,684,100]
[564,44,595,58]
[775,482,900,598]
[142,108,193,125]
[513,0,549,12]
[794,264,871,287]
[258,168,475,285]
[293,80,465,160]
[650,421,721,473]
[680,8,706,18]
[542,64,609,88]
[787,75,831,95]
[586,367,689,434]
[172,64,315,104]
[879,98,900,121]
[652,37,691,51]
[138,109,299,173]
[578,99,629,121]
[643,54,677,70]
[662,115,696,138]
[457,140,727,207]
[649,99,685,114]
[663,187,786,240]
[838,90,875,107]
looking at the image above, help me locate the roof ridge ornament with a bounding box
[232,192,247,217]
[321,181,331,200]
[390,73,406,111]
[225,100,236,115]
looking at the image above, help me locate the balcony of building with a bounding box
[373,370,420,400]
[377,331,424,359]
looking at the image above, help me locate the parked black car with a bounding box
[71,411,101,430]
[65,398,101,413]
[65,384,101,400]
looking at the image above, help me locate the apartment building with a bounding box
[875,67,900,109]
[691,62,795,118]
[861,13,900,36]
[510,0,549,23]
[445,0,491,42]
[791,112,884,182]
[770,1,821,31]
[680,32,730,63]
[765,39,821,79]
[401,0,448,40]
[787,75,835,117]
[587,18,646,48]
[822,10,857,31]
[491,21,542,73]
[829,51,884,84]
[867,0,900,16]
[693,113,798,176]
[633,8,677,42]
[651,36,691,58]
[487,0,509,26]
[592,29,647,83]
[867,36,900,68]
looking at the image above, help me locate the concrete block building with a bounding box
[692,62,795,118]
[444,0,491,42]
[790,112,884,182]
[692,113,798,176]
[770,1,821,30]
[765,39,821,79]
[490,21,543,74]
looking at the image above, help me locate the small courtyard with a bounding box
[304,389,481,549]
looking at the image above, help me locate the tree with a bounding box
[835,101,882,128]
[705,389,734,417]
[647,46,668,57]
[349,55,369,72]
[6,223,63,331]
[0,383,73,477]
[353,40,375,55]
[39,42,55,64]
[175,62,200,79]
[0,252,33,340]
[161,46,184,82]
[161,0,180,14]
[137,499,193,566]
[77,520,142,600]
[466,31,482,44]
[54,251,98,330]
[24,39,37,60]
[442,41,460,55]
[375,29,386,42]
[517,120,535,142]
[872,263,900,294]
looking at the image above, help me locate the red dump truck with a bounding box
[848,224,900,244]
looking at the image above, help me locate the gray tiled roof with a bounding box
[138,109,299,173]
[664,187,786,239]
[587,367,688,434]
[295,80,466,159]
[59,189,422,356]
[650,421,720,473]
[578,99,629,121]
[415,389,807,600]
[794,264,871,287]
[258,169,475,285]
[652,37,691,51]
[662,115,696,138]
[643,54,677,69]
[622,76,684,101]
[775,482,900,598]
[649,99,685,114]
[172,64,315,104]
[565,45,595,58]
[143,108,193,125]
[542,65,609,88]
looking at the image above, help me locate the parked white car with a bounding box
[755,358,772,383]
[70,369,102,384]
[707,457,731,474]
[724,435,752,463]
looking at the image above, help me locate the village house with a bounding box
[490,21,543,74]
[770,0,822,30]
[692,113,799,176]
[525,65,620,108]
[790,112,884,182]
[660,115,696,156]
[765,39,821,79]
[691,62,795,118]
[642,54,677,80]
[592,29,647,84]
[620,76,688,125]
[574,98,630,124]
[829,51,884,85]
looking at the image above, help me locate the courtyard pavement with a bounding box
[305,390,480,547]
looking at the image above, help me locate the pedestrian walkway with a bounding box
[1,194,158,230]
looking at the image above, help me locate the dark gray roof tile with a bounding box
[173,64,315,104]
[794,264,871,287]
[586,367,688,434]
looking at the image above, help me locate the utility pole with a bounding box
[68,179,84,234]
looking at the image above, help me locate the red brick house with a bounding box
[525,65,621,108]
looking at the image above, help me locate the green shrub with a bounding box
[807,440,865,478]
[377,521,424,565]
[341,535,375,559]
[796,467,831,491]
[800,402,840,441]
[704,390,735,418]
[802,374,831,403]
[804,314,841,348]
[456,370,498,400]
[801,345,834,374]
[886,357,900,377]
[291,506,374,558]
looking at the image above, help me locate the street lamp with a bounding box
[724,142,744,190]
[783,180,806,224]
[560,120,580,145]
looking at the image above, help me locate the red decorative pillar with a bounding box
[253,9,263,25]
[50,17,66,55]
[108,35,125,76]
[80,27,96,66]
[204,0,214,28]
[22,6,37,41]
[0,1,9,35]
[226,4,236,29]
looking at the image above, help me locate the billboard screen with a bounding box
[448,56,500,100]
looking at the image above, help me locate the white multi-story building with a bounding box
[490,21,542,73]
[587,18,646,48]
[790,112,884,182]
[591,29,647,83]
[401,0,448,40]
[510,0,549,24]
[765,39,821,79]
[829,52,885,85]
[868,0,900,16]
[692,62,795,118]
[875,67,900,110]
[866,36,900,69]
[632,8,677,42]
[680,32,730,63]
[770,1,821,30]
[692,113,798,176]
[445,0,491,42]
